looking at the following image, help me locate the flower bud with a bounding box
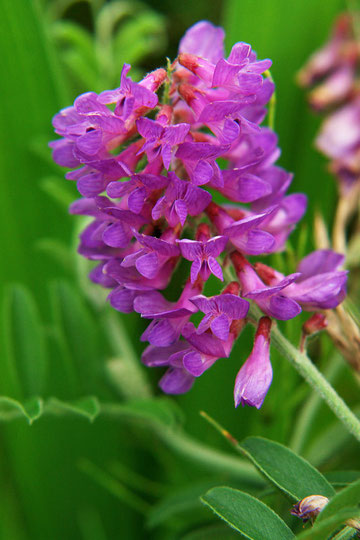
[234,317,272,409]
[290,495,329,522]
[302,313,328,336]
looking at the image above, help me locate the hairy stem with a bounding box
[271,322,360,444]
[289,353,344,453]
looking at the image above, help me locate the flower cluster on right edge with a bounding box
[50,21,348,409]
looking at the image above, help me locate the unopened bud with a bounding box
[290,495,329,522]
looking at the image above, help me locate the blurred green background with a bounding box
[1,0,358,538]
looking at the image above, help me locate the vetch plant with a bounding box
[49,19,360,447]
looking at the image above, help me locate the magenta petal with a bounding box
[77,172,105,197]
[268,295,301,320]
[141,319,178,346]
[204,235,228,257]
[108,287,136,313]
[76,130,103,155]
[102,222,130,248]
[193,160,213,185]
[232,229,275,255]
[297,249,345,279]
[161,144,172,170]
[178,21,225,63]
[128,187,146,213]
[183,350,217,377]
[178,240,202,261]
[208,256,224,281]
[215,295,250,319]
[136,251,160,279]
[190,258,202,283]
[141,342,189,367]
[197,312,213,334]
[210,314,230,341]
[174,199,188,226]
[159,367,195,394]
[234,337,272,409]
[134,291,170,315]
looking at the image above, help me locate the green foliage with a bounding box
[48,0,167,92]
[201,486,295,539]
[1,0,360,538]
[240,436,335,500]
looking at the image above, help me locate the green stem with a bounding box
[265,69,276,130]
[271,323,360,444]
[289,353,343,454]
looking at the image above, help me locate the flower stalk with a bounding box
[270,319,360,444]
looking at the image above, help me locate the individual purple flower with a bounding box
[107,172,168,214]
[121,228,180,280]
[177,224,228,282]
[98,64,164,122]
[137,111,190,170]
[134,279,202,346]
[181,321,238,376]
[189,281,249,341]
[151,172,212,226]
[231,252,302,320]
[234,316,272,409]
[142,342,196,394]
[254,250,348,311]
[175,141,226,187]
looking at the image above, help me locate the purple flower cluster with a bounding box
[299,14,360,189]
[51,21,347,409]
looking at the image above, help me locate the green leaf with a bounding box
[240,437,335,500]
[3,284,47,397]
[46,396,100,422]
[201,486,295,539]
[0,396,43,424]
[325,471,360,487]
[317,480,360,523]
[296,507,360,540]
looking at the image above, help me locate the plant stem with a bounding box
[289,353,344,454]
[271,323,360,444]
[265,69,276,130]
